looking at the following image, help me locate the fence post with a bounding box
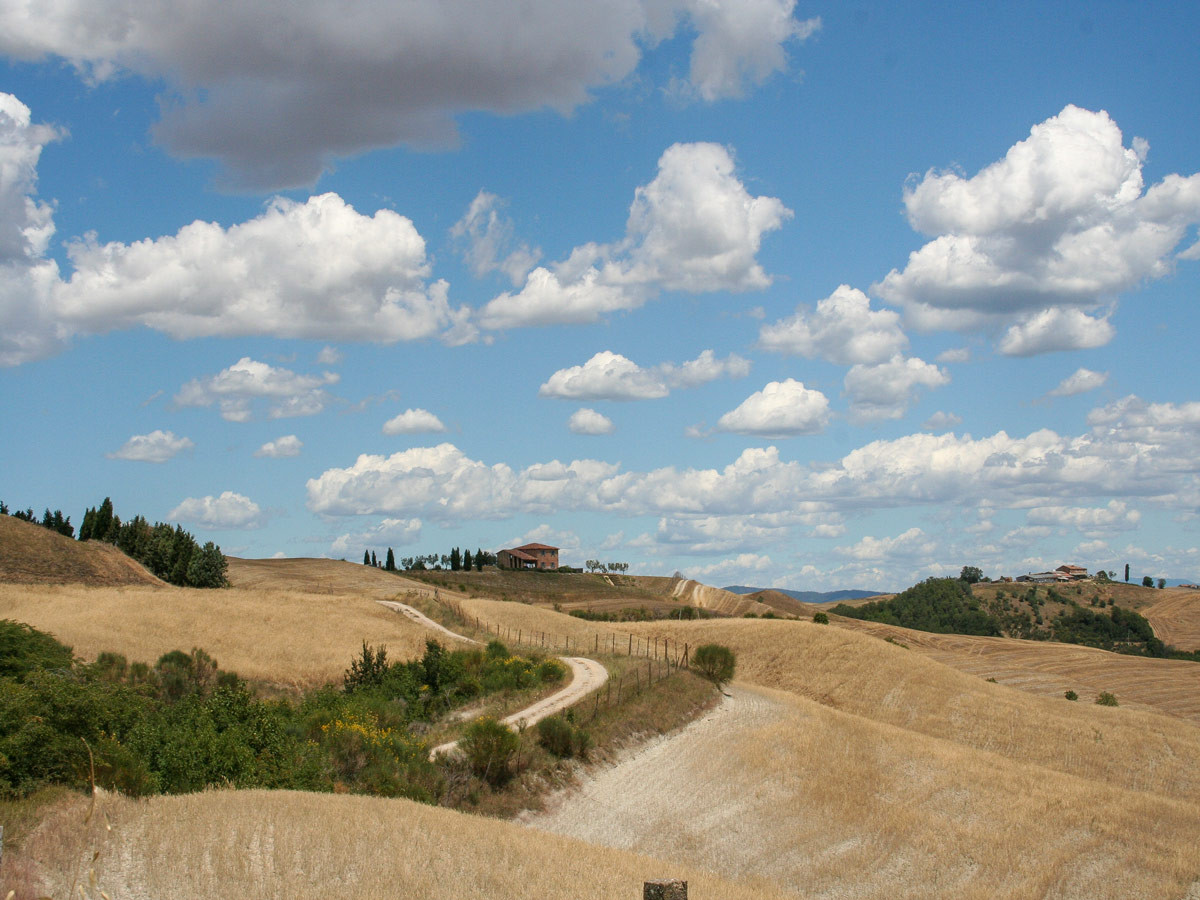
[644,879,687,900]
[628,634,633,656]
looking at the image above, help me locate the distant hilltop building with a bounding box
[496,543,559,571]
[1015,564,1088,584]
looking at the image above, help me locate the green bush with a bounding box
[812,611,829,625]
[536,715,591,759]
[0,620,74,681]
[1095,691,1119,707]
[460,716,519,785]
[692,644,736,689]
[1064,690,1078,701]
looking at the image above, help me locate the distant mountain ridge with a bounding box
[723,585,886,604]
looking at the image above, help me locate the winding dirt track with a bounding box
[376,600,481,645]
[374,600,609,758]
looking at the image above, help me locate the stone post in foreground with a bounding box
[644,878,687,900]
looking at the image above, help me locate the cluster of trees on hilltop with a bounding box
[79,497,227,588]
[832,576,1200,660]
[0,501,75,538]
[831,578,1001,636]
[363,548,498,572]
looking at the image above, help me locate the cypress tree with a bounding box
[364,549,371,566]
[371,550,378,567]
[463,548,472,571]
[94,497,114,543]
[385,548,395,571]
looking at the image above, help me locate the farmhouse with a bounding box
[496,543,559,571]
[1056,564,1089,580]
[1016,571,1067,584]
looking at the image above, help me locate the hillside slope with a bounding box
[0,515,163,587]
[26,789,790,900]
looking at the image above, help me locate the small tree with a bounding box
[692,643,736,690]
[959,565,983,584]
[363,550,370,566]
[344,641,388,692]
[186,541,229,588]
[812,611,829,624]
[1142,575,1153,588]
[385,548,396,572]
[463,548,473,571]
[1157,578,1166,589]
[461,716,520,785]
[1124,563,1130,583]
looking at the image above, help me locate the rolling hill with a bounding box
[5,549,1200,899]
[0,515,163,587]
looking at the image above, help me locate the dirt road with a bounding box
[374,600,609,759]
[429,656,608,759]
[376,599,479,644]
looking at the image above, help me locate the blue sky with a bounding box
[3,1,1200,590]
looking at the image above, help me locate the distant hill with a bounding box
[723,585,885,604]
[0,514,164,587]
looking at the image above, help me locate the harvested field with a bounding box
[23,789,790,900]
[614,618,1200,803]
[1142,589,1200,651]
[527,682,1200,900]
[826,615,1200,723]
[0,581,446,690]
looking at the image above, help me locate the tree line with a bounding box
[362,547,498,572]
[3,496,227,588]
[0,501,75,538]
[584,560,629,574]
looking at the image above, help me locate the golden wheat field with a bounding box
[7,556,1200,899]
[0,557,469,690]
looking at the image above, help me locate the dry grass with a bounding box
[529,682,1200,900]
[827,615,1200,723]
[1142,589,1200,651]
[0,516,162,587]
[617,618,1200,804]
[19,789,793,900]
[0,582,453,690]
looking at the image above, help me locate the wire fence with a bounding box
[436,595,692,668]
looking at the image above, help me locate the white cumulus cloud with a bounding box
[56,193,471,345]
[875,105,1200,354]
[759,284,907,364]
[382,408,448,435]
[1048,367,1108,398]
[169,491,265,529]
[255,435,303,458]
[844,355,949,423]
[716,379,830,437]
[0,93,66,366]
[107,430,194,463]
[568,408,615,435]
[174,357,339,422]
[540,349,748,401]
[480,143,790,328]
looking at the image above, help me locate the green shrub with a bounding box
[1064,690,1078,701]
[0,620,74,681]
[1095,691,1119,707]
[692,644,736,689]
[537,714,591,759]
[460,716,519,785]
[535,658,567,683]
[812,611,829,625]
[344,641,389,693]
